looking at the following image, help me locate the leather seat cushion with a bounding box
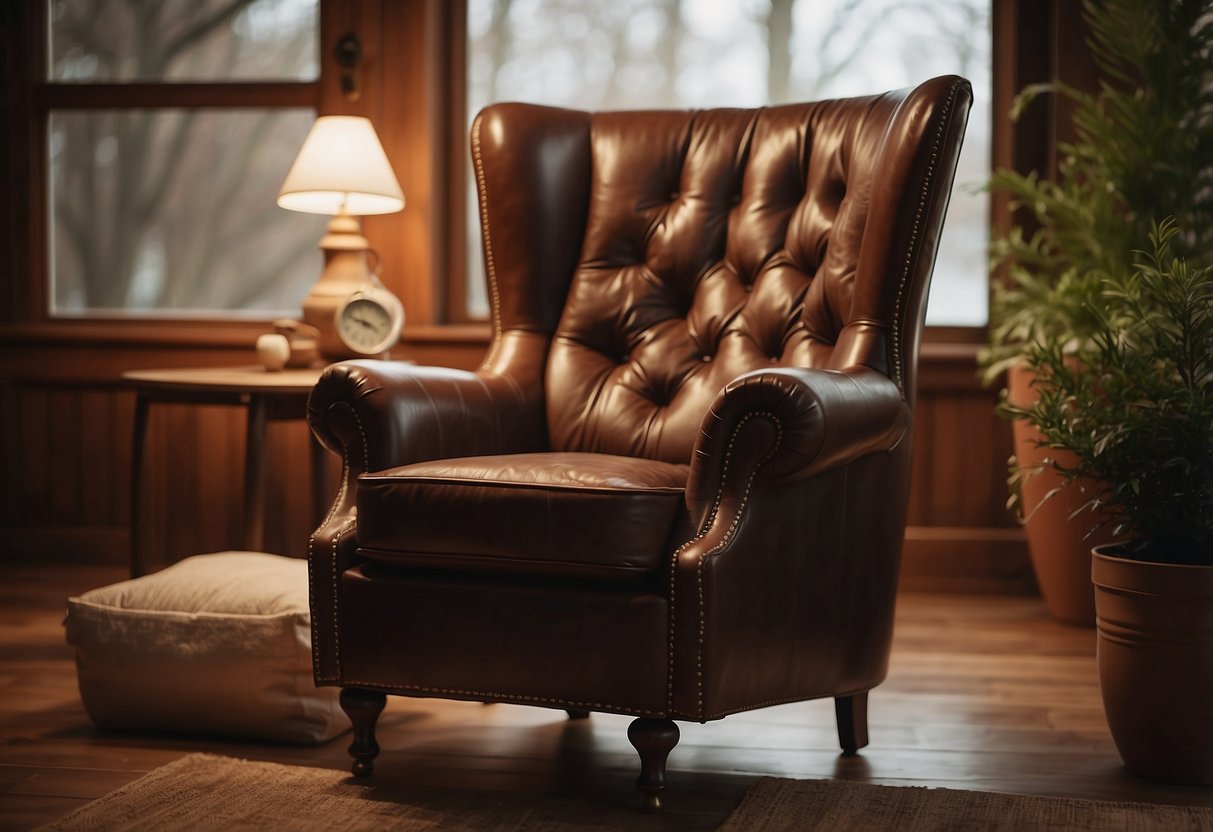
[356,452,691,582]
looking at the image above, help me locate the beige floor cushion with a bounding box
[65,552,346,744]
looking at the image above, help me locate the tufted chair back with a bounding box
[472,78,966,463]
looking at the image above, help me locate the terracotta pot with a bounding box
[1093,547,1213,785]
[1007,366,1113,626]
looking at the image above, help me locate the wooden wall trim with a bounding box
[0,321,494,351]
[4,526,129,566]
[901,525,1033,594]
[36,83,320,109]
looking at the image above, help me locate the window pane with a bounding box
[49,0,319,82]
[466,0,990,326]
[49,109,328,316]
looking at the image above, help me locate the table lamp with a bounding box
[278,115,404,360]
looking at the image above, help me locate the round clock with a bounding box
[334,281,404,356]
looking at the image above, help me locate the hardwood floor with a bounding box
[1,564,1210,830]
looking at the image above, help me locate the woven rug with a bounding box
[36,753,1213,831]
[720,776,1213,831]
[34,754,660,831]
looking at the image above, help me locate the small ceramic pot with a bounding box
[256,333,291,371]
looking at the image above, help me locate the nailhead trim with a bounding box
[669,410,781,719]
[307,498,336,673]
[341,681,666,718]
[308,401,369,684]
[309,469,350,681]
[329,520,356,677]
[703,684,874,720]
[471,114,505,368]
[891,80,962,390]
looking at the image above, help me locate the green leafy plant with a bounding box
[1001,222,1213,565]
[979,0,1213,560]
[980,0,1213,380]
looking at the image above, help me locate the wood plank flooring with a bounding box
[1,564,1210,830]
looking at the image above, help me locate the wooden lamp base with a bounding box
[301,211,375,362]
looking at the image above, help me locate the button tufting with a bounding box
[731,193,742,205]
[668,191,679,201]
[701,354,712,363]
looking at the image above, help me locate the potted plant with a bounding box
[980,0,1213,624]
[1002,221,1213,784]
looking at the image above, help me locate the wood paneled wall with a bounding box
[0,329,488,569]
[0,334,1030,593]
[903,349,1028,592]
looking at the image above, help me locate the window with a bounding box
[45,0,325,317]
[465,0,991,327]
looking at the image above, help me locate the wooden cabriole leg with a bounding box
[835,691,870,754]
[340,687,387,776]
[627,717,680,813]
[565,709,590,719]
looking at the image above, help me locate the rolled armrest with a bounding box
[308,360,547,479]
[686,366,908,524]
[670,366,910,717]
[306,359,546,685]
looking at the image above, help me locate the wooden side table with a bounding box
[123,365,330,576]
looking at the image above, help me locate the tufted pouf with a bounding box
[64,551,346,744]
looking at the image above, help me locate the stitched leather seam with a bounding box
[307,536,319,669]
[667,548,683,712]
[359,476,686,495]
[319,400,372,483]
[471,114,504,367]
[315,403,367,680]
[330,518,355,678]
[339,681,665,718]
[696,412,781,719]
[356,546,657,578]
[308,401,359,674]
[704,684,874,720]
[891,80,961,390]
[317,464,345,531]
[667,417,742,715]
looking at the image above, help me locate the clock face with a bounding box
[336,295,399,354]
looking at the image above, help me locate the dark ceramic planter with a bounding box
[1092,546,1213,785]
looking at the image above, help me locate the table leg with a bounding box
[129,394,151,577]
[243,395,269,551]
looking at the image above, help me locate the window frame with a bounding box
[14,2,326,330]
[2,0,457,347]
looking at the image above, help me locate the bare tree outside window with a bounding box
[467,0,990,326]
[47,0,325,316]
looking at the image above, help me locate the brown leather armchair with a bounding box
[307,75,971,811]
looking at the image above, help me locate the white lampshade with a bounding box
[277,115,404,216]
